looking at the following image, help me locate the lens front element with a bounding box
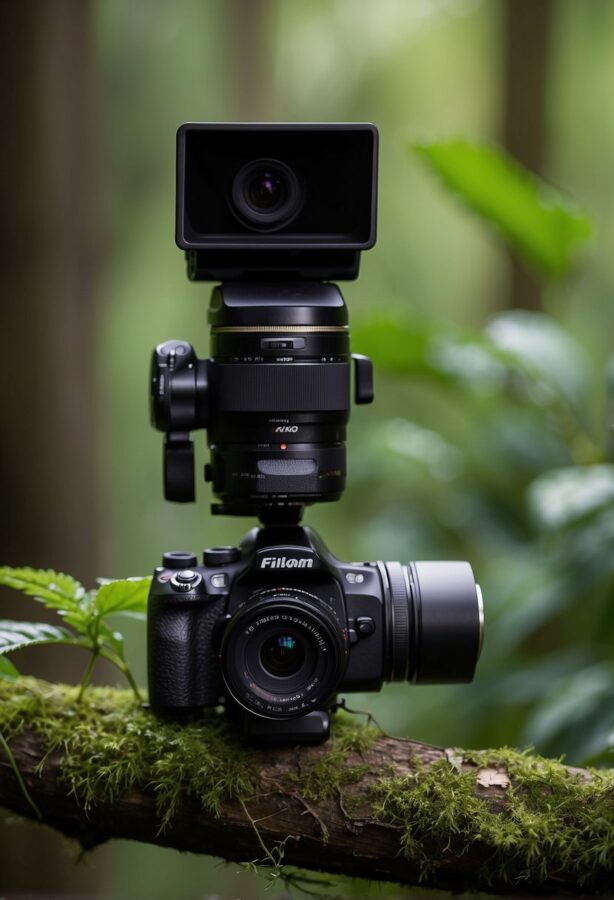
[246,170,285,212]
[261,632,306,678]
[231,158,303,232]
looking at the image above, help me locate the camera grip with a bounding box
[147,593,225,712]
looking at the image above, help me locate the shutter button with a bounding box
[170,569,201,592]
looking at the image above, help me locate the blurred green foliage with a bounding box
[414,139,591,277]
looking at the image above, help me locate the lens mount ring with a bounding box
[231,158,304,233]
[220,593,347,719]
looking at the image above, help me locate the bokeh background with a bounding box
[1,0,614,896]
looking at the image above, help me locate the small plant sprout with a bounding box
[0,567,150,701]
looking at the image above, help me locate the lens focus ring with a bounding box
[386,562,410,681]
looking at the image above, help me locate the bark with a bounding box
[0,720,610,895]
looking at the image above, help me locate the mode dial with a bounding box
[203,546,241,566]
[162,551,198,569]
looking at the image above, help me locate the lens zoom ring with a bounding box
[214,362,349,413]
[387,562,410,681]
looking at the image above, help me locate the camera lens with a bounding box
[260,632,306,678]
[231,158,303,232]
[382,561,483,685]
[246,170,284,212]
[220,591,347,719]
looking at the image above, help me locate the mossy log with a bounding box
[0,679,613,894]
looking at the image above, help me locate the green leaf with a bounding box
[414,139,591,278]
[0,655,19,680]
[93,577,151,618]
[0,567,86,619]
[0,620,78,655]
[522,663,614,761]
[528,465,614,531]
[486,311,590,408]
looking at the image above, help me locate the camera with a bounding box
[147,526,483,743]
[151,123,378,516]
[147,123,484,743]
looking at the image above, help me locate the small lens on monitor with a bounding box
[246,170,285,212]
[231,158,303,232]
[260,632,306,678]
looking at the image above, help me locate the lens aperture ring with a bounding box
[386,562,410,681]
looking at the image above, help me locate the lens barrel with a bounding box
[206,282,351,514]
[382,560,483,684]
[150,282,373,516]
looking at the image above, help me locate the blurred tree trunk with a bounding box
[222,0,274,119]
[503,0,554,310]
[0,0,102,892]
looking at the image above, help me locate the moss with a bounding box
[2,678,614,890]
[372,748,614,889]
[0,679,377,833]
[292,714,378,801]
[0,677,256,831]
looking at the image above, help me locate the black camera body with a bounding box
[148,526,482,743]
[147,122,484,744]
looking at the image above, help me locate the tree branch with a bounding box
[0,679,612,894]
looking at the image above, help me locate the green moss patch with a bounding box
[292,717,377,801]
[372,749,614,889]
[0,678,255,831]
[0,679,377,833]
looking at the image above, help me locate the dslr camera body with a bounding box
[147,123,483,743]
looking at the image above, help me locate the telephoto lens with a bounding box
[379,561,483,684]
[150,281,374,517]
[206,281,357,515]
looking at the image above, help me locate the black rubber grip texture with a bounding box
[148,594,225,710]
[213,362,350,413]
[386,561,410,682]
